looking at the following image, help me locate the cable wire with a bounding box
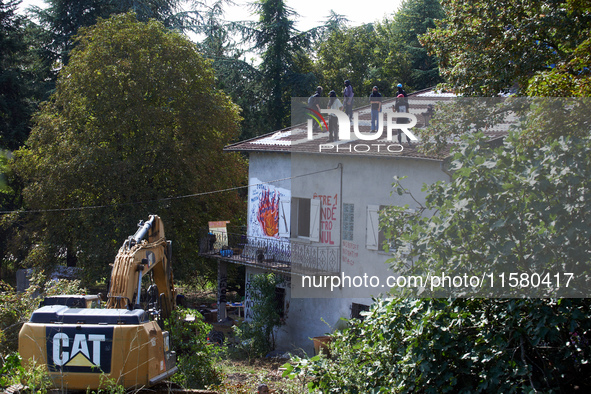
[0,165,340,216]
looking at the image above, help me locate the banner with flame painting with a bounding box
[249,180,290,239]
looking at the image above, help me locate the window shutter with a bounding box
[309,199,321,242]
[366,205,379,250]
[279,200,291,238]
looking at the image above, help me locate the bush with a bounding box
[0,272,88,355]
[284,298,591,393]
[164,307,223,388]
[233,273,284,359]
[0,353,52,393]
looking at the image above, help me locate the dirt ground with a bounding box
[213,357,308,394]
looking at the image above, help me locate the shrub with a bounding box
[284,298,591,393]
[164,307,223,388]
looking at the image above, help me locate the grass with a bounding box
[210,358,310,394]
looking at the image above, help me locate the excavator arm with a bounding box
[106,215,176,319]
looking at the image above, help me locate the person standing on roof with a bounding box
[394,83,411,144]
[343,79,354,121]
[327,90,343,142]
[308,86,323,132]
[369,86,382,132]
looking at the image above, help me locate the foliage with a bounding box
[164,307,223,388]
[234,273,284,359]
[0,273,87,356]
[384,130,591,298]
[0,353,52,393]
[315,24,381,97]
[10,13,247,281]
[315,0,443,98]
[248,0,317,131]
[378,0,444,92]
[420,0,591,96]
[525,0,591,96]
[0,0,46,152]
[31,0,192,66]
[284,298,591,393]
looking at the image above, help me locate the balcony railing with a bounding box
[199,229,341,275]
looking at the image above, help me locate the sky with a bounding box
[17,0,403,32]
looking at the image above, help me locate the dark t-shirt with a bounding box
[309,92,321,109]
[370,92,382,110]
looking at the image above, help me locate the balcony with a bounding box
[199,229,341,275]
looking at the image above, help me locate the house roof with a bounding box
[224,89,509,161]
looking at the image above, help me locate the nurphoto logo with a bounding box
[306,108,419,153]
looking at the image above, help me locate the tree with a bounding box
[11,13,247,281]
[31,0,191,67]
[420,0,591,96]
[249,0,317,131]
[285,129,591,392]
[0,0,39,151]
[315,24,380,97]
[379,0,443,91]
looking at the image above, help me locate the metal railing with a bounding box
[199,229,341,275]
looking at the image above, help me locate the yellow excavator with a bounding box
[18,215,178,390]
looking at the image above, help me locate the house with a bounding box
[200,90,506,354]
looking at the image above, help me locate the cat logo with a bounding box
[47,327,113,373]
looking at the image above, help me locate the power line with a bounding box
[0,165,340,216]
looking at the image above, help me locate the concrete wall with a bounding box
[239,151,450,352]
[245,266,369,355]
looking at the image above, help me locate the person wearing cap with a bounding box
[343,80,354,121]
[369,86,382,132]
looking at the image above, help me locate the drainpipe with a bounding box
[338,163,343,273]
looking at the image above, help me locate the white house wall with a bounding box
[243,151,450,353]
[291,152,450,298]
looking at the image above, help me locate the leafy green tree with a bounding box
[193,0,268,141]
[11,13,247,281]
[285,297,591,392]
[379,0,443,91]
[249,0,317,130]
[315,24,380,97]
[31,0,190,67]
[0,0,39,151]
[386,130,591,298]
[420,0,591,96]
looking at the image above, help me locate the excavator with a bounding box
[18,215,178,390]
